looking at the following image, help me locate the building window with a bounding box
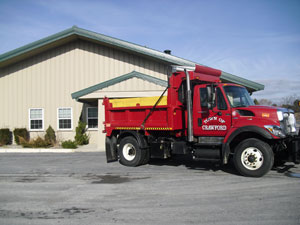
[87,107,98,129]
[57,108,72,130]
[29,108,44,131]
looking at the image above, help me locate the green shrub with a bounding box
[13,128,29,145]
[75,121,89,145]
[0,128,12,146]
[19,136,51,148]
[19,137,29,148]
[44,125,56,144]
[61,140,77,149]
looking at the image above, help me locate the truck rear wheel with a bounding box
[233,138,274,177]
[118,136,146,167]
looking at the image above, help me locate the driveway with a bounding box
[0,152,299,225]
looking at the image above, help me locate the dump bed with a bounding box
[103,96,183,136]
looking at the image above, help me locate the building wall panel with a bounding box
[0,39,170,148]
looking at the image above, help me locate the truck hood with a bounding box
[235,105,294,114]
[239,105,277,110]
[233,105,298,136]
[233,105,279,122]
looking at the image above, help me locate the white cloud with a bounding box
[252,79,300,103]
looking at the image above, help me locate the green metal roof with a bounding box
[71,71,168,100]
[0,26,264,92]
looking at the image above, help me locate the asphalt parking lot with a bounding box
[0,152,299,225]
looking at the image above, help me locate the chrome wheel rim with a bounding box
[123,143,136,161]
[241,147,264,170]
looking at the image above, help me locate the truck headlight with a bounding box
[277,111,284,121]
[264,125,285,138]
[287,113,297,133]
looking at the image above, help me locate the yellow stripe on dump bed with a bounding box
[144,127,172,130]
[115,127,172,130]
[115,127,141,130]
[109,96,167,108]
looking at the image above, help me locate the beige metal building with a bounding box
[0,26,264,149]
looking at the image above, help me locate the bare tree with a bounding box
[280,94,300,106]
[258,99,273,106]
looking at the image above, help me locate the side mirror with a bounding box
[207,85,215,110]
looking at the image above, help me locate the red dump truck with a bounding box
[103,65,300,177]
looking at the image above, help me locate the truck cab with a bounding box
[192,82,296,139]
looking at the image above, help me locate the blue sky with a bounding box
[1,0,299,103]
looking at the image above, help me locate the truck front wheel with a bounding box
[118,136,146,167]
[233,138,274,177]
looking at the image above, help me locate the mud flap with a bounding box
[105,136,118,163]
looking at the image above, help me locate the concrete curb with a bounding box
[0,148,75,153]
[0,148,104,153]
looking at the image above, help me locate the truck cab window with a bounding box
[224,86,254,107]
[216,88,227,110]
[178,81,186,104]
[200,88,208,108]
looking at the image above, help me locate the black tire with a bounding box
[118,136,145,167]
[141,148,150,165]
[233,138,274,177]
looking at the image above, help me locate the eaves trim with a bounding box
[0,26,197,67]
[71,71,168,100]
[221,71,264,91]
[0,26,264,92]
[0,27,76,63]
[71,26,197,67]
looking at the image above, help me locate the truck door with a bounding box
[193,85,231,137]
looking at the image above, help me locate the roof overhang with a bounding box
[0,26,196,68]
[0,26,264,92]
[71,71,168,101]
[0,28,78,68]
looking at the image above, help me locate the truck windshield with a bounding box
[223,86,254,107]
